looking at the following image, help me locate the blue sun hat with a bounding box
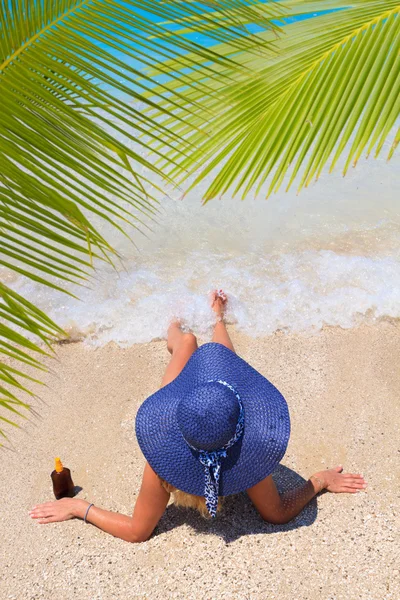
[135,343,290,517]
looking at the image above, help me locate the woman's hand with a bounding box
[29,497,89,524]
[313,465,368,494]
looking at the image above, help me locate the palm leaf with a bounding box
[0,283,63,435]
[156,0,399,200]
[0,0,284,439]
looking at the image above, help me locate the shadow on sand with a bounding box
[154,465,318,544]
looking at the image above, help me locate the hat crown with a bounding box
[177,381,240,452]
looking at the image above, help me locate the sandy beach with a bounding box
[1,322,399,600]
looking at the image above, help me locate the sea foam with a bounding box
[8,148,400,345]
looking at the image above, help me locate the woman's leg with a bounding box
[161,322,198,387]
[211,290,235,353]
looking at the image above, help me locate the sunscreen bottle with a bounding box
[51,457,75,500]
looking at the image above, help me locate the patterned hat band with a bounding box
[183,380,245,518]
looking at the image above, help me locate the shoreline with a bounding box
[1,322,399,599]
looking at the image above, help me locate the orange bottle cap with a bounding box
[55,457,63,473]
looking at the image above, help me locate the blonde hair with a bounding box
[159,477,224,518]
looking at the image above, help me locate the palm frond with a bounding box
[157,0,399,200]
[0,0,283,438]
[0,282,63,437]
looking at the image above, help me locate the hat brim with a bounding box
[135,343,290,496]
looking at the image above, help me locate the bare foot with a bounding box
[210,289,228,321]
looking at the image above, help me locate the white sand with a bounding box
[1,323,399,599]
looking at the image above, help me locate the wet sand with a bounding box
[1,322,399,600]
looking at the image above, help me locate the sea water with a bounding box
[7,139,400,346]
[4,8,399,346]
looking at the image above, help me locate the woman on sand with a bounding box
[29,291,367,541]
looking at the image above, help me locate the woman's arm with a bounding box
[29,463,169,543]
[247,466,367,525]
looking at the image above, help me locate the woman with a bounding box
[29,290,367,542]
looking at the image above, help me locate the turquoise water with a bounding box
[93,7,342,99]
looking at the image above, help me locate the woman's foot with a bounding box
[210,289,228,322]
[210,289,235,352]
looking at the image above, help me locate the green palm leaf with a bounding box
[158,0,399,200]
[0,0,284,440]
